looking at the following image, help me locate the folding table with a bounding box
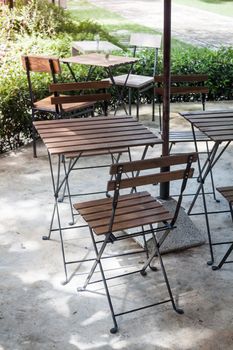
[60,53,139,114]
[180,109,233,265]
[33,116,162,281]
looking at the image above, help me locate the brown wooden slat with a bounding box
[33,115,132,126]
[107,169,194,191]
[83,201,162,222]
[209,134,233,142]
[189,118,233,125]
[169,131,210,142]
[46,133,156,149]
[110,153,197,175]
[74,191,150,211]
[51,93,111,104]
[40,125,146,139]
[34,119,138,131]
[42,128,151,144]
[154,74,208,83]
[21,55,61,73]
[94,213,172,235]
[77,195,158,217]
[201,129,233,136]
[216,187,233,203]
[182,111,233,119]
[61,53,139,69]
[49,80,110,92]
[37,122,143,135]
[155,86,208,96]
[191,121,233,128]
[89,206,168,229]
[48,137,161,155]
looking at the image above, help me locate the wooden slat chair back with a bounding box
[212,186,233,271]
[49,81,111,113]
[154,74,209,130]
[73,152,197,333]
[112,33,162,121]
[21,55,95,157]
[21,55,61,74]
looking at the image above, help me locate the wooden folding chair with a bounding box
[154,74,209,129]
[73,152,197,333]
[113,33,162,120]
[21,55,95,157]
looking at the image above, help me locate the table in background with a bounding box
[61,53,139,114]
[71,41,121,55]
[180,109,233,265]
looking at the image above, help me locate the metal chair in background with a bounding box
[112,33,162,120]
[22,55,95,157]
[154,74,217,201]
[73,152,197,333]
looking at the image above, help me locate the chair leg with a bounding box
[212,203,233,270]
[31,110,37,158]
[152,88,155,122]
[141,227,183,314]
[153,232,183,314]
[78,228,119,333]
[136,89,140,121]
[128,88,132,116]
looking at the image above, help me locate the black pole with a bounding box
[160,0,171,199]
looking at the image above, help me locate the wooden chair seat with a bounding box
[74,191,172,236]
[34,95,95,113]
[216,187,233,204]
[112,74,154,89]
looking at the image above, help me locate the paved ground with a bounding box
[1,102,233,349]
[89,0,233,48]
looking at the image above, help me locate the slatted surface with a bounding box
[217,186,233,204]
[169,130,210,143]
[33,116,162,156]
[61,53,138,69]
[180,110,233,142]
[74,191,172,236]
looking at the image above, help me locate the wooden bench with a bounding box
[154,74,209,125]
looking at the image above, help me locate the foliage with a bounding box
[1,0,233,153]
[0,0,75,40]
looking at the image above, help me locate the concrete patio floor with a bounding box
[1,102,233,350]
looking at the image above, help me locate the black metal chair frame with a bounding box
[73,153,197,333]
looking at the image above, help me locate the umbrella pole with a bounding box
[160,0,171,200]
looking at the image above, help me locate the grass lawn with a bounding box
[174,0,233,17]
[67,0,192,49]
[68,0,157,34]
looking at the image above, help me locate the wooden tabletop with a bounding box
[61,53,139,69]
[33,116,162,156]
[180,110,233,142]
